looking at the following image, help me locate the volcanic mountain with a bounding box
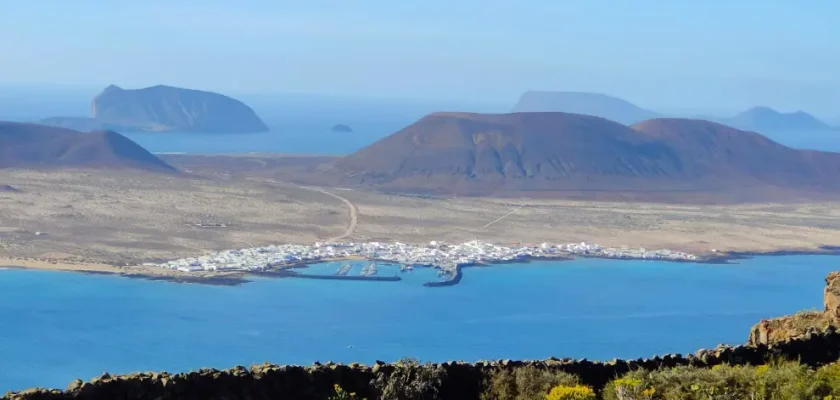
[42,84,269,133]
[0,122,175,171]
[331,112,840,200]
[510,91,660,125]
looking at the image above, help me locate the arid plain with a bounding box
[2,154,840,276]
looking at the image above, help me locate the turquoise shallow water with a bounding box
[0,256,837,392]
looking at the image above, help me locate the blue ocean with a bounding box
[115,115,840,156]
[121,119,406,155]
[122,128,840,155]
[1,255,836,392]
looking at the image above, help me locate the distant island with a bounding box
[716,106,835,134]
[40,85,269,134]
[510,91,660,125]
[330,124,353,133]
[509,91,837,137]
[0,121,174,171]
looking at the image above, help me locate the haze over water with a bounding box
[121,119,403,155]
[121,125,840,155]
[1,255,837,392]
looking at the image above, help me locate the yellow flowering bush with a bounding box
[544,384,596,400]
[328,384,364,400]
[608,376,656,400]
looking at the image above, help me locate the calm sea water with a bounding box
[1,255,837,392]
[121,119,407,155]
[761,130,840,153]
[118,123,840,156]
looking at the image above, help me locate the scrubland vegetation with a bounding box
[323,359,840,400]
[478,361,840,400]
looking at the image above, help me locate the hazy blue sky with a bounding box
[0,1,838,115]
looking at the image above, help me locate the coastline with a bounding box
[0,257,249,286]
[696,245,840,264]
[3,245,840,288]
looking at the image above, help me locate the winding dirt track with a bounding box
[260,179,358,242]
[303,186,358,242]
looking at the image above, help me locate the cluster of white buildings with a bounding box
[146,240,697,273]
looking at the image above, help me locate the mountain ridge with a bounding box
[0,121,175,171]
[329,112,840,201]
[510,91,660,125]
[717,106,834,133]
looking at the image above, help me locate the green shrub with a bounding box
[814,362,840,398]
[602,361,820,400]
[480,365,581,400]
[602,376,655,400]
[371,357,446,400]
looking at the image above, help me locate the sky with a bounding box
[0,0,838,116]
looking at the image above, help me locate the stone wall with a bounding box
[6,328,840,400]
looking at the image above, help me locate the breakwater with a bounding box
[424,266,464,287]
[252,269,401,282]
[6,328,840,400]
[288,271,402,282]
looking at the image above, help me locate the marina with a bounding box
[286,269,401,282]
[146,240,699,281]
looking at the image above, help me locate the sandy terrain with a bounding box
[2,160,840,276]
[0,169,347,269]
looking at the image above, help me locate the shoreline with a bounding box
[698,245,840,264]
[0,258,250,286]
[3,245,840,287]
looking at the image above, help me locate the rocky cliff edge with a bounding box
[749,271,840,345]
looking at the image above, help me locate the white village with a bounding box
[146,240,698,278]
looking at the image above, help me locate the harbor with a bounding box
[142,240,699,286]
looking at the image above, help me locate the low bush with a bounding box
[601,360,840,400]
[480,365,581,400]
[371,357,447,400]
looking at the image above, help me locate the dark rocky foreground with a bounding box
[6,328,840,400]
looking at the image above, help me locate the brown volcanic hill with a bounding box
[631,118,840,186]
[0,122,175,171]
[331,112,840,200]
[337,112,685,179]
